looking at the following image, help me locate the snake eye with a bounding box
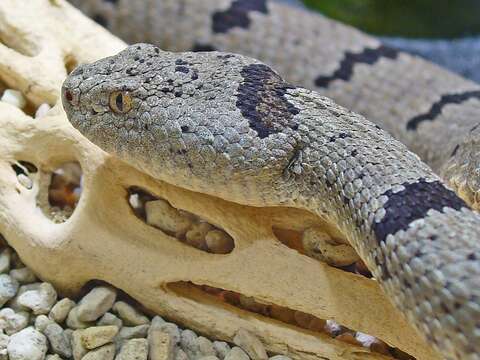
[109,91,132,114]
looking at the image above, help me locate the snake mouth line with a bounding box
[167,281,415,360]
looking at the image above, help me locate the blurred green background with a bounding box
[302,0,480,38]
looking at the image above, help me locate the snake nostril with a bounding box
[65,90,73,103]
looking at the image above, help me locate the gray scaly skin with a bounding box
[62,44,480,360]
[68,0,480,209]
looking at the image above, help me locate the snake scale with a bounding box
[62,1,480,359]
[68,0,480,210]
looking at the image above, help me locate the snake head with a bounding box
[62,44,304,205]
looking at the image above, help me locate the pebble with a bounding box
[112,301,149,326]
[0,308,29,335]
[1,89,26,109]
[71,330,88,360]
[46,355,63,360]
[115,338,148,360]
[150,315,165,328]
[145,199,193,236]
[154,323,180,345]
[199,356,219,360]
[225,347,250,360]
[97,312,123,328]
[233,329,267,360]
[17,282,57,315]
[10,268,37,284]
[34,314,54,332]
[49,298,75,323]
[82,343,115,360]
[0,249,11,274]
[205,230,234,254]
[174,348,188,360]
[269,356,292,360]
[76,286,117,322]
[213,341,230,360]
[66,306,93,329]
[180,329,199,359]
[117,324,150,342]
[80,325,119,349]
[185,222,212,250]
[44,322,72,358]
[9,284,39,312]
[0,331,9,359]
[148,328,174,360]
[7,326,47,360]
[198,336,216,356]
[34,103,51,119]
[0,274,19,307]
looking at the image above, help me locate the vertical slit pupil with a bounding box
[116,93,123,112]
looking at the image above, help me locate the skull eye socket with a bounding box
[109,91,132,114]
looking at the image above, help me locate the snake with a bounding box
[61,42,480,360]
[67,0,480,210]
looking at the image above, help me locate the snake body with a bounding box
[68,0,480,209]
[62,43,480,360]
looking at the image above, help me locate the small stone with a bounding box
[213,341,230,360]
[269,356,292,360]
[150,316,165,328]
[44,322,72,358]
[174,348,188,360]
[153,323,180,345]
[7,326,47,360]
[224,347,249,360]
[205,230,234,254]
[115,338,148,360]
[63,328,73,345]
[97,312,123,328]
[117,325,149,341]
[335,332,360,346]
[9,268,37,284]
[145,199,193,236]
[71,330,88,360]
[112,301,149,326]
[198,357,219,360]
[0,274,19,307]
[66,306,93,329]
[148,328,174,360]
[76,286,117,322]
[233,329,267,360]
[34,103,51,119]
[46,355,63,360]
[8,283,39,312]
[185,222,212,250]
[0,308,29,335]
[17,282,57,315]
[180,329,199,359]
[81,325,119,349]
[49,298,75,323]
[325,320,342,336]
[198,336,216,357]
[34,314,54,332]
[0,249,11,274]
[0,332,9,359]
[1,89,26,109]
[82,343,115,360]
